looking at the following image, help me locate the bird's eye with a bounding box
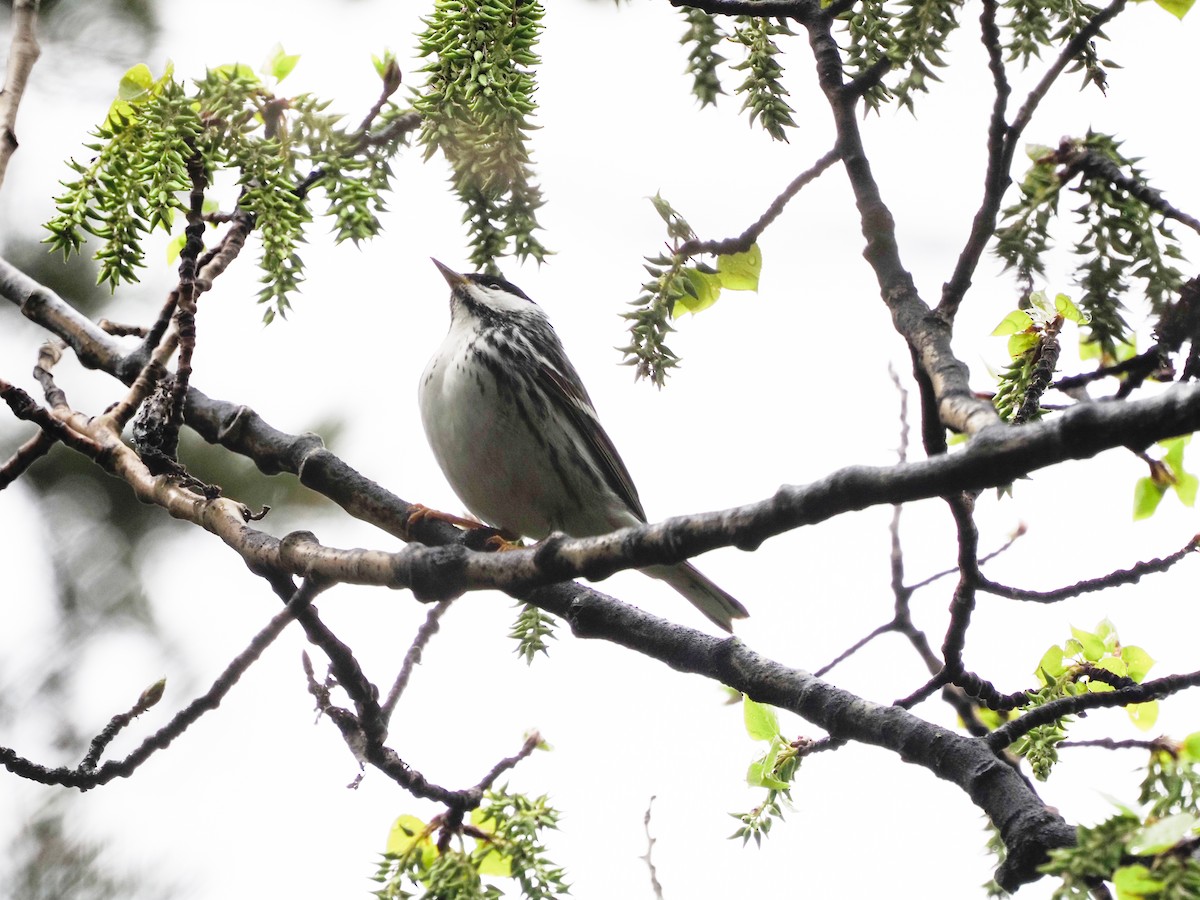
[467,273,533,302]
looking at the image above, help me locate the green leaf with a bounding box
[1036,645,1066,683]
[675,267,722,316]
[1127,700,1158,732]
[1053,293,1089,324]
[1127,812,1198,855]
[716,244,762,291]
[1180,731,1200,762]
[1133,477,1166,520]
[166,232,186,265]
[1112,863,1165,898]
[1070,626,1106,663]
[1161,434,1190,470]
[1121,645,1155,682]
[1094,656,1127,678]
[1008,332,1039,358]
[992,309,1034,336]
[212,62,259,83]
[1173,471,1198,506]
[476,847,512,877]
[743,695,780,742]
[262,43,301,82]
[117,63,155,102]
[385,815,432,856]
[1152,0,1195,20]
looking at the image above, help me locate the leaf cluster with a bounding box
[414,0,548,274]
[729,696,803,847]
[680,8,727,108]
[44,51,413,320]
[509,602,557,664]
[887,0,963,112]
[43,63,199,290]
[677,12,797,140]
[1002,0,1106,76]
[1042,739,1200,898]
[621,195,762,385]
[990,291,1088,422]
[995,134,1186,360]
[373,789,568,900]
[1013,620,1156,781]
[834,0,1126,114]
[730,17,797,142]
[1133,436,1198,520]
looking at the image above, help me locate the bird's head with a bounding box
[432,259,538,323]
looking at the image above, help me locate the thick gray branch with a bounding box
[0,0,40,190]
[528,583,1074,892]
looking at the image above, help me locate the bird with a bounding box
[418,259,749,631]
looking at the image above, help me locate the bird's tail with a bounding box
[646,562,749,632]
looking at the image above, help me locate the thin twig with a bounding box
[381,600,454,722]
[0,426,55,488]
[642,796,665,900]
[938,0,1012,319]
[0,591,304,788]
[979,536,1199,602]
[676,147,840,258]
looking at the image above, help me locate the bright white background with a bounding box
[1,1,1199,897]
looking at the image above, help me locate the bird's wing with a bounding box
[539,358,648,523]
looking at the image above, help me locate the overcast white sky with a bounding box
[2,1,1199,897]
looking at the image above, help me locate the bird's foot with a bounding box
[485,531,524,552]
[404,503,486,538]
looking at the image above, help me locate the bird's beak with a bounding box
[431,258,468,287]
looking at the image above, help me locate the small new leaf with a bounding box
[1133,477,1166,520]
[675,267,722,317]
[1070,626,1107,663]
[1127,812,1199,855]
[262,43,301,82]
[1112,864,1165,896]
[1127,700,1159,732]
[743,695,781,742]
[1152,0,1195,19]
[992,309,1034,337]
[716,244,762,291]
[384,814,435,858]
[117,63,155,102]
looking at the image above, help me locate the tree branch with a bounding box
[676,147,840,258]
[0,0,40,190]
[979,536,1199,602]
[0,589,303,789]
[527,581,1075,892]
[800,13,998,438]
[668,0,818,19]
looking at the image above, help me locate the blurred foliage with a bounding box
[1042,739,1200,897]
[8,0,160,69]
[8,798,174,900]
[0,236,333,895]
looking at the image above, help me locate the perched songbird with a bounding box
[419,259,749,631]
